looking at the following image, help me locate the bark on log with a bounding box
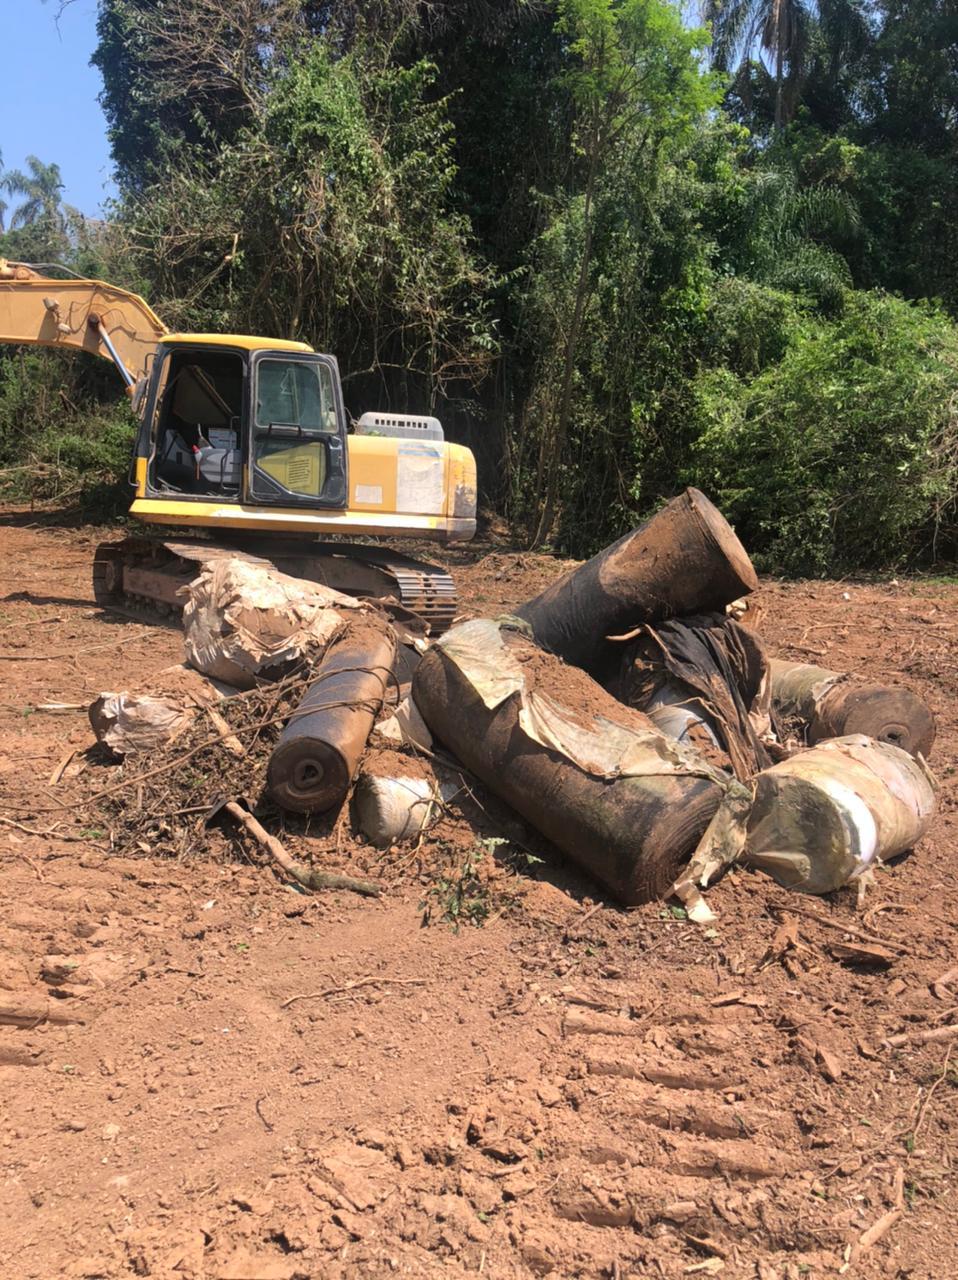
[413,636,724,905]
[515,488,757,674]
[268,622,398,813]
[769,658,935,759]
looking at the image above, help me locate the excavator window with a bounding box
[254,359,338,434]
[250,357,341,501]
[151,350,244,496]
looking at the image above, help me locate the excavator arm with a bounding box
[0,259,167,396]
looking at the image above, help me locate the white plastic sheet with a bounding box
[181,557,357,688]
[89,693,194,757]
[673,734,937,917]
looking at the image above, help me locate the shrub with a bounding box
[0,346,135,518]
[686,291,958,573]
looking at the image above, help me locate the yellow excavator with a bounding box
[0,259,477,630]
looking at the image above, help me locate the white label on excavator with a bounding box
[396,443,444,514]
[354,484,383,505]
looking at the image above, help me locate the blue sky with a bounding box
[1,0,115,219]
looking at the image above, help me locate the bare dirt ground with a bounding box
[1,508,957,1280]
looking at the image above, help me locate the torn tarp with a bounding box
[181,557,358,689]
[673,734,938,916]
[608,613,773,781]
[438,617,731,785]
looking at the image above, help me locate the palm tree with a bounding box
[703,0,815,130]
[738,167,860,308]
[0,149,7,234]
[3,156,65,230]
[703,0,871,130]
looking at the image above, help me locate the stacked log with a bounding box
[267,621,398,814]
[769,659,935,759]
[515,488,758,674]
[414,625,725,905]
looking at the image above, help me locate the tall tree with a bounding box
[704,0,815,130]
[522,0,720,546]
[2,156,65,230]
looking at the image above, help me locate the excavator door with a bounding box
[247,351,348,509]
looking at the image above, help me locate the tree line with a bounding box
[1,0,957,573]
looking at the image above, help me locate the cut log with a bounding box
[413,625,725,905]
[744,735,936,894]
[514,488,757,674]
[769,658,935,759]
[268,621,398,814]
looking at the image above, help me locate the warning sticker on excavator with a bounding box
[354,484,384,505]
[396,443,444,515]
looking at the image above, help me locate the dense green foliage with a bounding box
[687,292,958,573]
[2,0,957,569]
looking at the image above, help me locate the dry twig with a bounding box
[281,976,428,1009]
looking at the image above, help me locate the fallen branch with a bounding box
[856,1207,902,1255]
[281,976,428,1009]
[1,627,153,661]
[0,1001,86,1028]
[0,815,97,843]
[213,800,380,898]
[829,940,897,969]
[912,1043,954,1138]
[14,852,44,881]
[564,903,603,937]
[191,697,245,758]
[931,965,958,1001]
[205,705,246,758]
[49,748,77,787]
[884,1024,958,1049]
[782,905,909,954]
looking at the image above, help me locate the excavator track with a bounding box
[93,536,458,634]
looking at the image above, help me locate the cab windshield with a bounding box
[254,358,338,433]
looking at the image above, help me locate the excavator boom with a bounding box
[0,259,167,392]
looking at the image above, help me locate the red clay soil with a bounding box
[504,629,657,730]
[1,509,957,1279]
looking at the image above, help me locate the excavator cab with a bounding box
[144,340,348,510]
[248,351,346,508]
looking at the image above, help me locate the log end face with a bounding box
[815,684,936,760]
[267,740,350,814]
[686,487,759,596]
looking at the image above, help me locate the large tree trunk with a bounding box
[531,104,602,549]
[413,629,724,905]
[516,487,758,676]
[773,0,786,131]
